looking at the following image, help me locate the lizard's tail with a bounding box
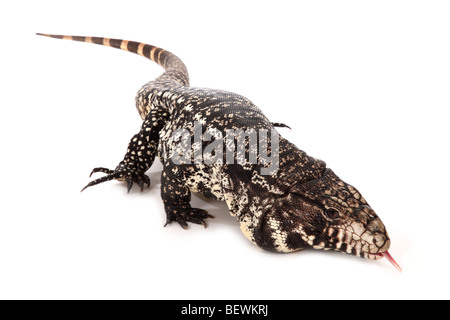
[36,33,189,86]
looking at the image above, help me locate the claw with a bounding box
[164,217,189,229]
[163,205,214,229]
[81,172,121,192]
[192,208,215,220]
[137,179,144,192]
[82,164,150,193]
[126,174,134,193]
[89,167,115,177]
[144,175,150,186]
[271,122,292,130]
[136,174,150,192]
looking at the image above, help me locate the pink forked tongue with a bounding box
[380,251,402,272]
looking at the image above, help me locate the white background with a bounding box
[1,0,449,299]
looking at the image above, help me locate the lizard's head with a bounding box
[258,169,390,260]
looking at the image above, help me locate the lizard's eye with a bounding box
[325,208,339,219]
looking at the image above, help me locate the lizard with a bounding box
[37,33,401,270]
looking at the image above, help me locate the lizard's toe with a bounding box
[81,163,150,193]
[164,205,214,229]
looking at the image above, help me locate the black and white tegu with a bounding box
[37,33,401,271]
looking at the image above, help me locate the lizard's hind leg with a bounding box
[81,107,169,193]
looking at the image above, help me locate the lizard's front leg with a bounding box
[161,161,214,229]
[81,108,168,192]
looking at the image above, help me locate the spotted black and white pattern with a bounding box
[39,34,391,260]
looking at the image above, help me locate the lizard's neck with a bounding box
[222,137,327,201]
[221,137,326,250]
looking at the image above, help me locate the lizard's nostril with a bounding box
[367,218,385,234]
[374,234,390,251]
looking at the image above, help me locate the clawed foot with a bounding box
[81,162,150,193]
[164,204,214,229]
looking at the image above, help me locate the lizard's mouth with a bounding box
[365,250,402,271]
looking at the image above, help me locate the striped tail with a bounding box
[36,33,189,86]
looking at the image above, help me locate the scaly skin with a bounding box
[38,33,390,260]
